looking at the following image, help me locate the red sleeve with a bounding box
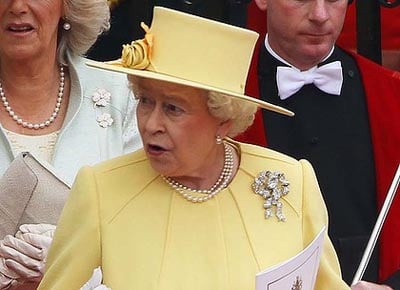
[337,5,400,50]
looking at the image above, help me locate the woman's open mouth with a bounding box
[147,144,167,155]
[7,24,34,35]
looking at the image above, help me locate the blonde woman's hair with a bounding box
[207,91,257,138]
[58,0,110,64]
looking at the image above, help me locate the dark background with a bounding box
[87,0,251,61]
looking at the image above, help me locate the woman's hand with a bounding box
[0,272,14,290]
[80,267,110,290]
[0,257,18,289]
[0,224,55,283]
[351,281,393,290]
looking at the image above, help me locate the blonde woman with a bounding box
[0,0,141,288]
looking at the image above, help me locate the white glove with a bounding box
[0,257,19,290]
[0,235,43,281]
[0,224,55,283]
[351,281,393,290]
[0,272,13,290]
[17,224,56,238]
[80,267,110,290]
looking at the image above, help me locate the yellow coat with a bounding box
[39,142,349,289]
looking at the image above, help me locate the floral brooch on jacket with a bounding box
[252,171,290,221]
[92,88,114,128]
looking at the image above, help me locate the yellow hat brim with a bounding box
[86,59,294,117]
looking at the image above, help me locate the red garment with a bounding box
[356,54,400,281]
[338,4,400,50]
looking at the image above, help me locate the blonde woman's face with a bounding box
[136,78,228,178]
[0,0,63,61]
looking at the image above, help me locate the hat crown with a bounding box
[148,7,259,94]
[86,7,294,116]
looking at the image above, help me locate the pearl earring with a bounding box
[63,22,71,31]
[216,135,223,145]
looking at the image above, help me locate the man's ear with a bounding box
[254,0,267,11]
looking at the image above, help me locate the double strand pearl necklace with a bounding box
[162,141,234,203]
[0,65,65,130]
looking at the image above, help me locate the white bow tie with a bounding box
[276,61,343,100]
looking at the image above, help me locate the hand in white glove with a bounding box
[0,235,43,281]
[0,224,56,283]
[0,256,19,290]
[17,224,56,238]
[80,267,110,290]
[351,281,393,290]
[0,272,14,290]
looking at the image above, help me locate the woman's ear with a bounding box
[217,119,233,139]
[254,0,267,11]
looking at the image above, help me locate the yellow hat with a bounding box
[87,6,294,116]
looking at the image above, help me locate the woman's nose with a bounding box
[144,107,165,133]
[8,0,28,15]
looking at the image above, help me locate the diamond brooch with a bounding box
[252,171,290,221]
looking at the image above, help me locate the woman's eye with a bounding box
[164,103,184,115]
[138,96,152,105]
[137,96,155,110]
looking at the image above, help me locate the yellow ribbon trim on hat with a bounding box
[107,0,120,9]
[121,22,153,70]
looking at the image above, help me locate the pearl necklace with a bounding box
[162,141,234,203]
[0,65,65,130]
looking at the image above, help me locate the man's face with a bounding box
[262,0,348,70]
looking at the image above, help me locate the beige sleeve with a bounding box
[300,159,350,290]
[38,166,102,290]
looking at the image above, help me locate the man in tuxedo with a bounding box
[238,0,400,289]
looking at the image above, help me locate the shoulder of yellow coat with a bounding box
[92,149,148,173]
[86,149,158,222]
[233,140,298,166]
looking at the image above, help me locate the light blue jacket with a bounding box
[0,53,142,185]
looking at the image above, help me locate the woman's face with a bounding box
[136,78,230,178]
[0,0,63,61]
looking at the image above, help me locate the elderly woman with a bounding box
[0,0,141,289]
[38,7,349,290]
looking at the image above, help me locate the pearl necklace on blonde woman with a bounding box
[0,65,65,130]
[162,141,234,203]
